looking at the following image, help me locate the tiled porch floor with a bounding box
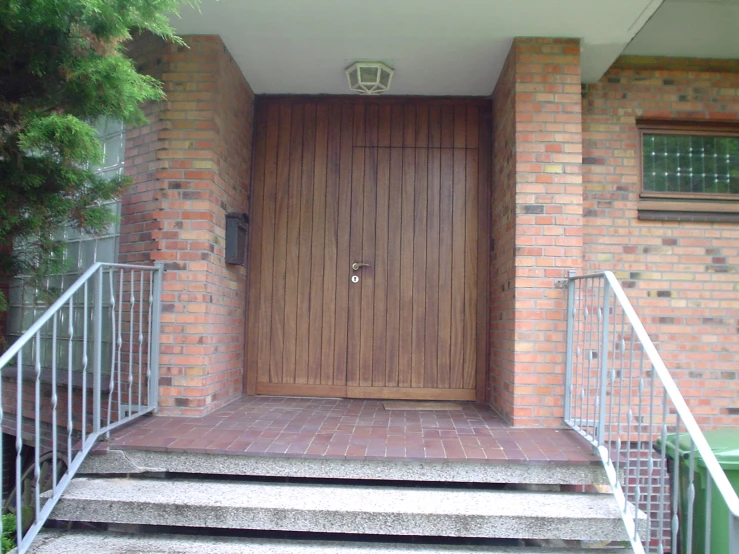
[106,396,598,465]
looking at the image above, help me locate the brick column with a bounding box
[490,38,583,426]
[124,35,255,416]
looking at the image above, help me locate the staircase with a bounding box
[7,270,738,553]
[30,448,638,553]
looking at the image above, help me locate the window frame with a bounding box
[637,120,739,220]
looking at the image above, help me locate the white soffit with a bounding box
[624,0,739,59]
[171,0,664,95]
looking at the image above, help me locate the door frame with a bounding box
[244,95,490,404]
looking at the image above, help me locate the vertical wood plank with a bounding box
[258,102,280,386]
[424,105,441,389]
[246,101,268,394]
[359,105,378,387]
[321,104,342,385]
[476,105,491,402]
[441,104,454,149]
[282,104,304,383]
[333,104,354,386]
[385,105,404,388]
[467,104,479,149]
[308,104,329,384]
[270,102,292,384]
[372,105,391,387]
[411,105,429,388]
[429,103,442,148]
[463,105,480,391]
[450,105,467,388]
[346,104,365,387]
[399,105,416,388]
[437,105,454,389]
[465,146,479,390]
[295,103,316,384]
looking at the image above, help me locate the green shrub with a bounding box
[1,513,16,554]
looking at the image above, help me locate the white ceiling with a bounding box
[624,0,739,59]
[172,0,664,96]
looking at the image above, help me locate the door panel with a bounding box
[307,104,327,385]
[411,106,428,391]
[247,98,487,401]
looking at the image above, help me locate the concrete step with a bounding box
[49,477,639,542]
[30,530,634,553]
[81,449,609,486]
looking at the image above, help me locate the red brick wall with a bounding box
[124,34,255,416]
[490,46,517,423]
[583,57,739,427]
[489,38,583,426]
[122,32,169,265]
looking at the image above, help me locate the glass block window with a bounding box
[642,130,739,196]
[6,119,126,371]
[61,117,126,270]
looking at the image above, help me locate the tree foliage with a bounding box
[1,513,16,554]
[0,0,198,311]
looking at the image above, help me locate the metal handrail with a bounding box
[565,271,739,554]
[0,262,163,552]
[0,263,156,368]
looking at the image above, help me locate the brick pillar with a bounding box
[124,35,255,416]
[490,38,583,427]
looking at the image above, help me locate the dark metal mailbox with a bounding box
[225,212,249,265]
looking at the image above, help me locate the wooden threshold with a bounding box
[255,383,347,398]
[255,382,476,401]
[346,387,476,401]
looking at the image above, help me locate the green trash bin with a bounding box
[658,429,739,554]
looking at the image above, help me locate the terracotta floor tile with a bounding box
[483,448,507,460]
[442,444,466,459]
[346,445,367,457]
[386,446,406,457]
[105,396,598,466]
[505,450,527,461]
[365,445,386,457]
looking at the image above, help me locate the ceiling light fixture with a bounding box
[345,61,394,95]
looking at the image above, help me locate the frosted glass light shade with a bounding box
[345,62,394,95]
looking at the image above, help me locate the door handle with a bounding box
[352,262,370,271]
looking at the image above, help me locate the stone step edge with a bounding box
[49,477,641,542]
[81,448,609,486]
[29,529,634,554]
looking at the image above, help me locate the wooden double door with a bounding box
[246,98,490,401]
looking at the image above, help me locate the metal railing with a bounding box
[565,271,739,554]
[0,262,163,552]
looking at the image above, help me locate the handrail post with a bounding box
[148,263,163,410]
[597,278,611,447]
[564,270,576,423]
[92,267,103,435]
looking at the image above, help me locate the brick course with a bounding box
[124,34,255,416]
[490,38,583,426]
[583,56,739,427]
